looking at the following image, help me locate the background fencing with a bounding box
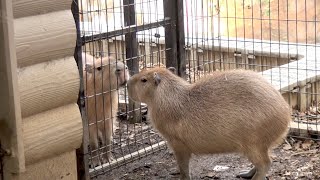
[74,0,179,179]
[74,0,320,179]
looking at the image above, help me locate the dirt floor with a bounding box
[90,137,320,180]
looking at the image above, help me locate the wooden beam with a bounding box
[14,151,78,180]
[23,104,83,165]
[289,121,319,138]
[13,0,70,18]
[18,57,80,118]
[15,10,76,67]
[0,0,25,175]
[298,86,307,112]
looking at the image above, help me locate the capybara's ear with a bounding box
[154,72,161,85]
[167,67,176,74]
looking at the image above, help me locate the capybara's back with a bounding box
[180,70,291,154]
[127,68,291,180]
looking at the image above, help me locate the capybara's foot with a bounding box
[236,167,256,179]
[102,152,115,164]
[89,157,102,169]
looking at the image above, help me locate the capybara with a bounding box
[127,67,291,180]
[83,53,129,167]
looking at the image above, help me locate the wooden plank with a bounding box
[18,57,80,118]
[14,151,78,180]
[298,86,308,112]
[15,10,76,67]
[289,121,319,138]
[23,103,83,165]
[0,0,25,175]
[13,0,70,18]
[144,43,151,65]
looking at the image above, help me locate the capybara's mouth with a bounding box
[119,80,127,87]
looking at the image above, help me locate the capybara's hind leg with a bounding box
[170,141,192,180]
[236,167,256,179]
[245,149,271,180]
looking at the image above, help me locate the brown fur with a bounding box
[83,53,129,167]
[127,68,291,180]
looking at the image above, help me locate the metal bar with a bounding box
[176,0,186,78]
[123,0,141,123]
[123,0,138,75]
[82,19,170,45]
[163,0,186,78]
[71,0,90,180]
[163,0,178,71]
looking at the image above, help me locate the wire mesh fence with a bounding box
[75,0,174,178]
[182,0,320,141]
[73,0,320,179]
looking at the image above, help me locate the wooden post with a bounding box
[298,86,307,112]
[0,0,25,177]
[72,0,90,179]
[123,0,141,123]
[163,0,186,78]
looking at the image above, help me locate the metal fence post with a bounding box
[123,0,141,123]
[71,0,90,179]
[163,0,186,78]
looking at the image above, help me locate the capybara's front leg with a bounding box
[170,141,192,180]
[101,117,114,163]
[246,149,271,180]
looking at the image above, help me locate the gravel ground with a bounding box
[90,137,320,180]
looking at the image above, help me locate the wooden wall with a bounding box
[0,0,83,179]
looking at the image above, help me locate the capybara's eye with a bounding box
[141,78,147,83]
[97,66,102,71]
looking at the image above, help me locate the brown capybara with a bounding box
[127,67,291,180]
[83,53,129,167]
